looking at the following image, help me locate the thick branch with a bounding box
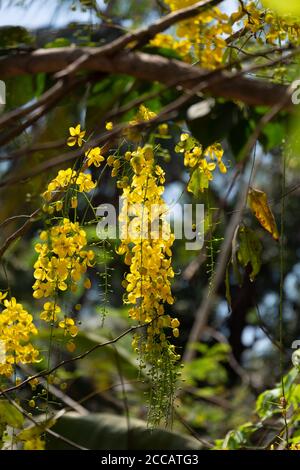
[0,48,290,107]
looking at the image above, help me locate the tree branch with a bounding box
[0,48,291,108]
[54,0,223,79]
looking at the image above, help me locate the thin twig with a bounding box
[0,323,149,397]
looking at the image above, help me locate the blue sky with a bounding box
[0,0,100,28]
[0,0,238,29]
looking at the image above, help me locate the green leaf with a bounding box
[5,76,35,109]
[47,413,203,450]
[187,168,209,197]
[237,226,262,282]
[0,400,24,429]
[256,369,299,419]
[260,121,285,151]
[44,37,71,48]
[256,389,281,419]
[18,416,56,441]
[144,45,183,61]
[221,423,260,450]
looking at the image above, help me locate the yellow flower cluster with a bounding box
[164,0,231,69]
[33,218,94,299]
[118,145,180,354]
[176,133,226,192]
[162,1,300,70]
[105,105,158,176]
[150,33,191,61]
[85,146,105,167]
[233,2,300,45]
[107,154,122,178]
[124,104,157,143]
[58,317,78,337]
[0,296,39,377]
[42,168,96,202]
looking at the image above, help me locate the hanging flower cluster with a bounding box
[234,2,300,45]
[31,125,102,349]
[163,0,231,69]
[157,1,300,71]
[0,295,39,377]
[117,144,180,422]
[175,133,226,193]
[33,218,94,300]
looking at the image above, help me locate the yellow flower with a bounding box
[105,121,113,130]
[55,200,63,211]
[42,168,77,201]
[66,340,76,352]
[67,124,86,147]
[0,291,7,302]
[173,328,179,338]
[32,280,53,299]
[171,318,180,328]
[86,147,105,167]
[59,317,78,337]
[40,302,61,322]
[76,172,96,192]
[158,123,169,136]
[52,235,75,259]
[218,161,227,174]
[71,196,78,209]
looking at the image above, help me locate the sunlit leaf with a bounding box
[248,188,279,241]
[0,401,24,429]
[187,168,209,196]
